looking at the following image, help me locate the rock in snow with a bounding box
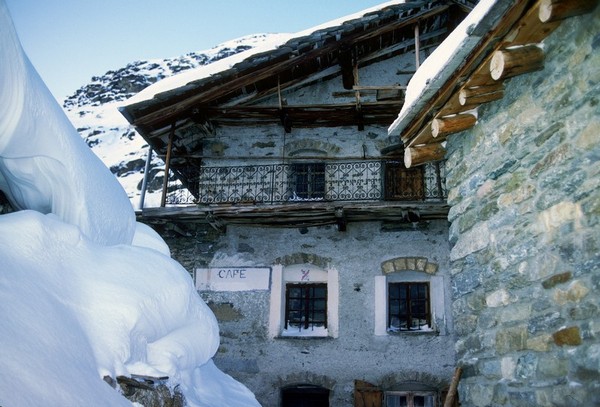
[0,1,260,406]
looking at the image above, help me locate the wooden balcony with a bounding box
[140,160,449,230]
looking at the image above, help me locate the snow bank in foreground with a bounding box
[0,1,260,405]
[0,0,135,246]
[0,211,259,406]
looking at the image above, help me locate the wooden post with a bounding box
[539,0,598,23]
[414,24,421,69]
[443,367,462,407]
[490,45,545,80]
[431,113,477,138]
[138,147,153,210]
[160,123,175,208]
[404,142,446,168]
[459,82,504,106]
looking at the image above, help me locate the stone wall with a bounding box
[165,220,454,406]
[445,8,599,407]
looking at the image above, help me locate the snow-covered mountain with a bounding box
[64,34,278,209]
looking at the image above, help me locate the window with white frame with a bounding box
[374,269,445,336]
[385,391,437,407]
[269,263,339,338]
[388,282,431,332]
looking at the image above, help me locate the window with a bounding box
[375,267,446,336]
[384,160,424,201]
[290,163,326,200]
[284,283,327,336]
[385,391,436,407]
[269,263,339,339]
[388,282,431,332]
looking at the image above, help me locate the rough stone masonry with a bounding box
[445,6,600,407]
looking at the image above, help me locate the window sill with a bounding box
[386,329,439,336]
[274,335,334,341]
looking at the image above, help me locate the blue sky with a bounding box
[5,0,389,103]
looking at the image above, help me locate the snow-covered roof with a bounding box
[384,0,581,167]
[119,1,471,201]
[125,1,408,105]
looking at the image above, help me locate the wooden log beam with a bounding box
[459,82,504,106]
[437,92,480,117]
[539,0,598,23]
[406,121,438,146]
[431,113,477,138]
[503,0,561,46]
[490,44,545,81]
[465,60,495,87]
[404,142,446,168]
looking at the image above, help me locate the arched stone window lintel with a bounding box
[381,256,438,275]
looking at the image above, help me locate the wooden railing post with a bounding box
[160,123,175,207]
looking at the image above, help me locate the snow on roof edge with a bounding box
[122,1,406,107]
[387,0,512,137]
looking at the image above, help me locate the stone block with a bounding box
[528,311,564,335]
[499,303,532,324]
[486,289,510,307]
[552,326,582,346]
[576,119,600,150]
[495,325,527,354]
[516,352,538,379]
[450,222,490,261]
[536,201,584,241]
[478,358,501,379]
[448,196,473,223]
[501,356,517,379]
[406,257,416,270]
[451,267,483,297]
[392,257,407,271]
[468,382,495,407]
[541,271,572,289]
[424,262,438,274]
[498,183,536,208]
[529,144,573,178]
[537,354,568,379]
[381,261,395,274]
[553,280,591,305]
[527,333,552,352]
[415,257,427,271]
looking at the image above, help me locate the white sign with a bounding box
[195,267,271,291]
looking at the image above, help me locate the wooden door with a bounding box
[354,380,383,407]
[384,160,424,201]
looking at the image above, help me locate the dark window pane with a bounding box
[285,283,328,332]
[388,282,430,331]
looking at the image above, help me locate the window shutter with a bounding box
[354,380,382,407]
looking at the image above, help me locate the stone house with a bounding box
[121,1,599,406]
[387,0,600,406]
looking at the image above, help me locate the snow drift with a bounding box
[0,1,259,405]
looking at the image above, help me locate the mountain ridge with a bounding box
[64,34,278,209]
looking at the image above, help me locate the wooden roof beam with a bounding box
[128,5,453,129]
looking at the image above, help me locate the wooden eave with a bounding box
[119,1,467,136]
[388,0,598,167]
[139,200,449,231]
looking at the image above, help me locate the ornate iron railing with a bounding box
[165,160,446,205]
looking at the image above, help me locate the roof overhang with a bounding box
[387,0,598,167]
